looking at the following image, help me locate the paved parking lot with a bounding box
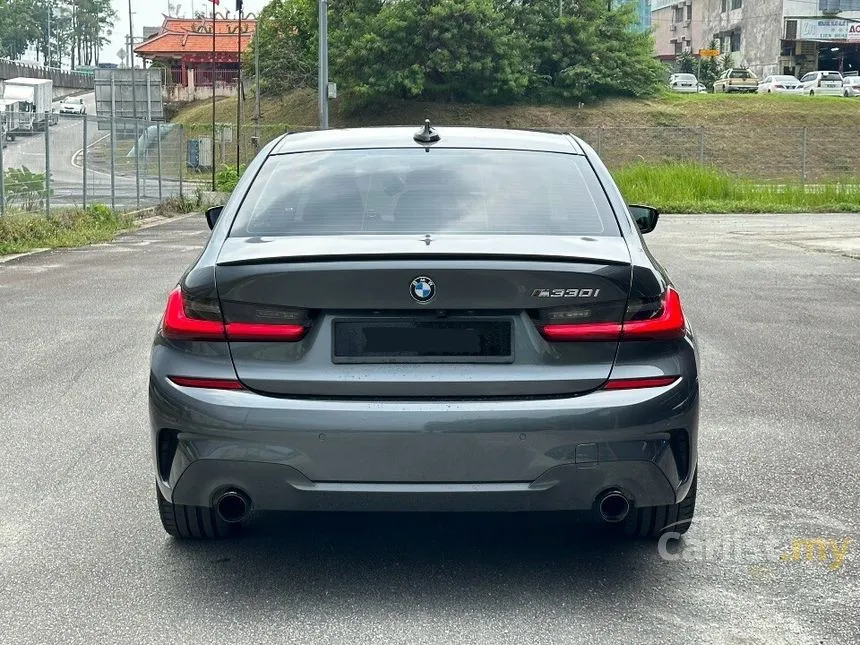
[0,213,857,644]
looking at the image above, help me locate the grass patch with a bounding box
[0,205,135,255]
[614,163,860,213]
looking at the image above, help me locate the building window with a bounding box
[731,0,742,9]
[674,41,683,55]
[730,31,741,52]
[674,7,684,22]
[687,4,693,20]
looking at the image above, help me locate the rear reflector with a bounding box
[602,376,679,390]
[168,376,245,390]
[539,288,685,342]
[161,287,308,342]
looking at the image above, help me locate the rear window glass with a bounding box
[675,74,696,82]
[230,149,619,237]
[730,70,752,78]
[822,72,843,81]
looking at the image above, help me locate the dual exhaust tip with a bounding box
[597,489,631,523]
[214,489,251,524]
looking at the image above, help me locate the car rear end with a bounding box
[725,70,758,93]
[149,128,699,537]
[811,72,844,96]
[670,74,698,93]
[843,77,860,97]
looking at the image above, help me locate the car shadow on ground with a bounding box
[161,511,664,611]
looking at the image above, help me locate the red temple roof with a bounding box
[135,16,256,57]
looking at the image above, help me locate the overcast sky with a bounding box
[106,0,270,63]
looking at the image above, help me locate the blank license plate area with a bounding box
[333,320,513,363]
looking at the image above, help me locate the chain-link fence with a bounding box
[0,112,194,217]
[1,120,855,217]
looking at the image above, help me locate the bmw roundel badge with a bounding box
[410,276,436,303]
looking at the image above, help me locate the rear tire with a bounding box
[621,470,697,539]
[156,485,238,539]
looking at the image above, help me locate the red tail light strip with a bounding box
[168,376,246,390]
[162,288,225,341]
[161,287,308,342]
[602,376,679,390]
[539,288,686,342]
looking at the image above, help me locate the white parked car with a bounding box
[59,96,86,116]
[668,73,700,93]
[798,71,843,96]
[843,76,860,97]
[757,75,801,94]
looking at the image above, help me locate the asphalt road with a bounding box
[1,93,182,210]
[0,214,857,644]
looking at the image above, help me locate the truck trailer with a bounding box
[1,78,57,134]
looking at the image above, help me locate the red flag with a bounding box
[208,0,220,5]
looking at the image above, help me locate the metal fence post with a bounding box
[110,76,117,212]
[801,127,808,186]
[134,119,141,209]
[178,126,184,199]
[44,115,51,217]
[156,122,163,202]
[82,116,88,210]
[699,127,705,165]
[0,126,5,217]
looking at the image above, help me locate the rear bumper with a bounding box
[149,372,699,513]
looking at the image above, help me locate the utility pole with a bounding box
[236,0,242,169]
[317,0,328,129]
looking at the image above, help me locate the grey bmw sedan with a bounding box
[149,124,699,540]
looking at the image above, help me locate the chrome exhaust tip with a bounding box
[597,490,631,523]
[214,489,251,524]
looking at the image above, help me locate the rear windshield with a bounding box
[730,70,753,78]
[230,149,619,237]
[822,72,843,81]
[675,74,696,82]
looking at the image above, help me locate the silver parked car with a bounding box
[843,76,860,97]
[149,124,700,541]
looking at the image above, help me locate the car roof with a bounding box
[271,126,584,155]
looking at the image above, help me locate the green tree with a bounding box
[0,0,41,60]
[676,50,695,74]
[333,0,529,103]
[245,0,318,95]
[508,0,665,101]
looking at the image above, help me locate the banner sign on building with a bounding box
[798,19,860,42]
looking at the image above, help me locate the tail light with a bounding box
[539,288,685,342]
[602,376,679,390]
[161,287,309,342]
[818,80,822,87]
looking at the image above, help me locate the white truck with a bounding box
[0,98,21,142]
[1,78,58,134]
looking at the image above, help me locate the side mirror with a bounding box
[628,204,660,234]
[205,205,224,230]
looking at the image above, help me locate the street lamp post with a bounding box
[318,0,328,129]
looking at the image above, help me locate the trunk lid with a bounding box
[216,235,632,398]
